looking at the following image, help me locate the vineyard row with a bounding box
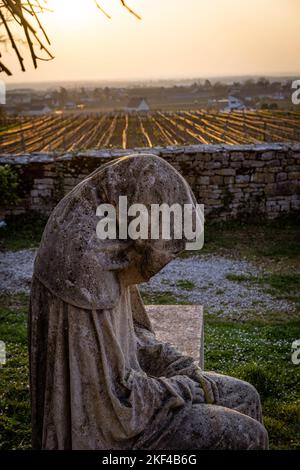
[1,110,300,154]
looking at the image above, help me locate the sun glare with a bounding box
[48,0,100,27]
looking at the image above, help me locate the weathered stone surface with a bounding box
[29,154,268,450]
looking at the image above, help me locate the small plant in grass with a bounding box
[141,291,189,305]
[176,279,195,290]
[0,165,20,209]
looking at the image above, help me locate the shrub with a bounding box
[0,165,20,207]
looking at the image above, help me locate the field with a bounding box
[1,110,300,154]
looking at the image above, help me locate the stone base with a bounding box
[146,305,204,368]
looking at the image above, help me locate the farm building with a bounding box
[223,95,247,112]
[125,97,150,113]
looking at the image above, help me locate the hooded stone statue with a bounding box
[29,154,268,450]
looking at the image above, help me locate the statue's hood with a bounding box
[34,154,197,310]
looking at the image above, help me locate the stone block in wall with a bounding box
[199,176,210,185]
[291,200,300,210]
[34,178,53,186]
[266,159,281,167]
[229,187,242,193]
[236,175,250,184]
[264,174,275,183]
[230,162,244,169]
[243,160,265,168]
[276,181,297,195]
[217,169,236,176]
[64,177,81,186]
[210,175,224,185]
[230,153,245,162]
[252,173,265,183]
[287,165,300,172]
[278,201,290,210]
[277,172,287,182]
[206,199,221,206]
[261,151,275,160]
[224,176,234,184]
[264,184,277,195]
[266,166,282,173]
[204,161,222,170]
[207,192,222,200]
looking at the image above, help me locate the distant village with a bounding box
[3,78,295,116]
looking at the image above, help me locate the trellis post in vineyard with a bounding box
[63,133,67,151]
[243,115,247,139]
[293,125,298,142]
[263,121,267,142]
[19,117,26,152]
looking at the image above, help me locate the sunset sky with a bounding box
[4,0,300,84]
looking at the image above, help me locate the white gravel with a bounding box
[141,255,295,317]
[0,249,296,318]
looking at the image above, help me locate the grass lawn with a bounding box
[0,293,299,450]
[0,213,299,449]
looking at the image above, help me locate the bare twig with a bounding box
[94,1,111,19]
[0,58,12,74]
[120,0,141,20]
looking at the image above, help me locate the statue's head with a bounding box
[95,154,200,285]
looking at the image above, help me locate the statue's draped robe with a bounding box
[30,280,200,450]
[29,155,201,450]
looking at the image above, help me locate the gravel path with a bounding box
[141,255,295,317]
[0,249,296,318]
[0,249,36,294]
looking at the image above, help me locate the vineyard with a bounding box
[1,110,300,154]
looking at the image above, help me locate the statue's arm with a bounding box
[130,285,196,376]
[135,325,199,378]
[135,325,217,404]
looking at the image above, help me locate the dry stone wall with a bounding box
[1,143,299,221]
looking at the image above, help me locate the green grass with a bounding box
[0,294,299,449]
[226,273,300,305]
[141,291,189,305]
[0,294,31,450]
[204,314,300,450]
[175,279,195,290]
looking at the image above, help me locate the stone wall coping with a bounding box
[1,143,300,165]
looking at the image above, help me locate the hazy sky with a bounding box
[4,0,300,84]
